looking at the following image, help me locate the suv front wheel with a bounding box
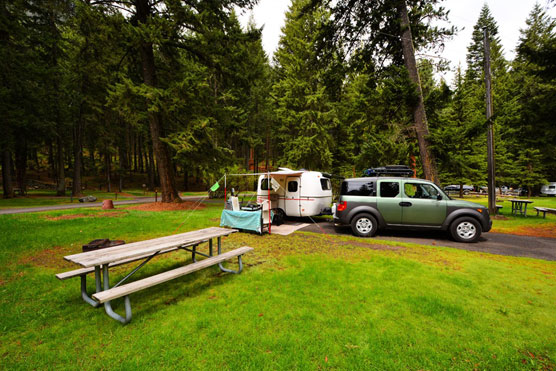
[351,214,378,237]
[450,217,482,243]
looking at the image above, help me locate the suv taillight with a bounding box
[337,201,347,212]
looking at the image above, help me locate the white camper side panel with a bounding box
[298,172,333,217]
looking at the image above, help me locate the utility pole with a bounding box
[484,28,496,215]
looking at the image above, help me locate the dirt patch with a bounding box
[504,224,556,239]
[492,215,509,220]
[127,201,206,212]
[18,245,77,270]
[332,239,404,251]
[44,211,128,221]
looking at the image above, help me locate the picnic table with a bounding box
[509,199,533,217]
[57,227,252,324]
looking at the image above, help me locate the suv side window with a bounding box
[404,183,439,199]
[380,182,399,198]
[340,180,375,196]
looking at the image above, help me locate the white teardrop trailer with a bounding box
[255,168,333,220]
[224,168,333,220]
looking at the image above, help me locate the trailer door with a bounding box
[285,177,301,217]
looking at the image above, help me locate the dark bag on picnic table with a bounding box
[82,239,125,252]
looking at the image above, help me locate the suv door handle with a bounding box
[399,202,412,207]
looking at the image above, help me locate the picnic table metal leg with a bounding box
[80,273,101,308]
[209,239,213,256]
[101,264,132,324]
[215,236,244,274]
[219,255,244,274]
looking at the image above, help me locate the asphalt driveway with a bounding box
[299,218,556,261]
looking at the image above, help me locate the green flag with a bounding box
[210,182,220,192]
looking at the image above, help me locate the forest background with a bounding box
[1,0,555,202]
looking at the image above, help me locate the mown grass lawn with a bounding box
[0,190,208,209]
[453,196,556,237]
[1,204,555,369]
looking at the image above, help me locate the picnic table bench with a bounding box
[534,207,556,219]
[509,199,533,217]
[57,227,252,324]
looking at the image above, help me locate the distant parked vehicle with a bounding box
[444,185,473,195]
[515,187,529,197]
[541,182,556,196]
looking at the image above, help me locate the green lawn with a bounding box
[0,189,208,209]
[1,204,555,369]
[451,195,556,236]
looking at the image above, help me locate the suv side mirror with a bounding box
[437,194,443,201]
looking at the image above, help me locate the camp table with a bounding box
[509,199,533,217]
[59,227,251,324]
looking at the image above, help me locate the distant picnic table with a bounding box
[57,227,252,324]
[509,199,533,217]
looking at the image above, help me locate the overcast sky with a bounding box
[238,0,556,83]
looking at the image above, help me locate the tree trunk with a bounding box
[138,134,144,173]
[56,136,65,196]
[459,184,464,199]
[15,137,27,195]
[72,109,84,197]
[89,143,95,175]
[136,0,180,202]
[147,144,155,191]
[105,151,111,192]
[2,149,14,198]
[397,0,439,183]
[47,139,55,179]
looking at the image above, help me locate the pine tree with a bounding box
[465,4,506,82]
[512,3,556,181]
[272,0,336,170]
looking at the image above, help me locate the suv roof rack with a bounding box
[363,165,414,177]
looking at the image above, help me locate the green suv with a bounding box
[333,177,492,242]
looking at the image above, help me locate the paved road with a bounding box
[299,218,556,261]
[0,196,207,215]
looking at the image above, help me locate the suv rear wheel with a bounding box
[450,217,482,243]
[351,213,378,237]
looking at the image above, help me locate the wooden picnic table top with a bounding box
[509,199,533,204]
[64,227,237,268]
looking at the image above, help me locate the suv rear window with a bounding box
[341,180,376,196]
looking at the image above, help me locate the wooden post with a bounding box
[484,28,496,215]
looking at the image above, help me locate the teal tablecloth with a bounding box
[220,209,262,233]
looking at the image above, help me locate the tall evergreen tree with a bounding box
[512,3,556,181]
[272,0,337,170]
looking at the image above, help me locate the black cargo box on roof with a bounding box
[363,165,414,177]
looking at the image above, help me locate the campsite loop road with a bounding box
[299,219,556,261]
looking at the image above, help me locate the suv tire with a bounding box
[450,217,482,243]
[351,213,378,237]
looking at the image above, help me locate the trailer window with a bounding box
[340,180,375,196]
[288,181,298,193]
[260,179,271,190]
[320,178,331,191]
